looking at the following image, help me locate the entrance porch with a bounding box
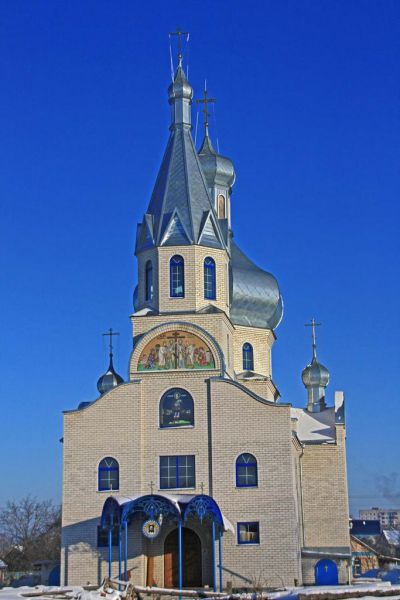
[100,494,234,591]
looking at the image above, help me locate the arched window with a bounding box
[204,257,216,300]
[145,260,153,301]
[236,453,258,487]
[160,388,194,428]
[170,255,184,298]
[242,343,254,371]
[218,194,226,219]
[98,457,119,491]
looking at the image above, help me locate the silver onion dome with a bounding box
[230,241,283,330]
[168,64,193,102]
[198,134,236,189]
[97,354,124,396]
[302,356,330,388]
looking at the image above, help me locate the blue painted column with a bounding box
[108,525,112,578]
[118,525,122,585]
[178,520,183,598]
[212,521,216,592]
[124,521,128,581]
[218,526,223,592]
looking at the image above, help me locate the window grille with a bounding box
[160,455,195,489]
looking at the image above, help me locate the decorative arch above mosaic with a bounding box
[137,330,215,371]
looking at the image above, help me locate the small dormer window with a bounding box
[218,194,226,219]
[170,255,185,298]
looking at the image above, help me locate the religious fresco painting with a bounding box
[160,388,194,428]
[138,330,215,371]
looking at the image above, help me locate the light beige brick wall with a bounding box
[155,246,230,314]
[301,426,350,550]
[209,379,302,587]
[233,325,274,377]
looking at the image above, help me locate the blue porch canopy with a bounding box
[99,493,233,592]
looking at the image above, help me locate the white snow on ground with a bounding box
[2,583,400,600]
[0,587,84,600]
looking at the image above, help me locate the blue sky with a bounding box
[0,0,399,516]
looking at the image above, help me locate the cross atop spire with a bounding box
[196,82,216,137]
[304,318,321,360]
[102,328,120,358]
[169,29,189,66]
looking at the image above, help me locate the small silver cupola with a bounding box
[97,328,124,396]
[168,31,193,129]
[197,85,235,224]
[302,319,330,412]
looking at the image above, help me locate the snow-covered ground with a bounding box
[2,583,400,600]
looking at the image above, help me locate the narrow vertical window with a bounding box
[236,453,258,487]
[170,255,184,298]
[204,257,216,300]
[145,260,153,301]
[242,343,254,371]
[98,457,119,491]
[218,194,226,219]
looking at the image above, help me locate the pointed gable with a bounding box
[198,211,224,249]
[160,210,191,246]
[136,127,227,253]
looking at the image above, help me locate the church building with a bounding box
[61,41,351,589]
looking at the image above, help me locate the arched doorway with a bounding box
[315,559,338,585]
[164,527,202,588]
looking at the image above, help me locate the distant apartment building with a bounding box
[359,508,400,529]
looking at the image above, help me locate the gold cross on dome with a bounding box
[304,318,321,359]
[150,481,154,495]
[196,83,216,136]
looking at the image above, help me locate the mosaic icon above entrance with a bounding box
[138,330,215,371]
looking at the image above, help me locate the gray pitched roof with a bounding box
[135,63,227,254]
[136,127,226,253]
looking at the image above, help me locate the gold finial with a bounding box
[196,81,216,137]
[200,482,204,494]
[150,481,154,495]
[304,318,321,359]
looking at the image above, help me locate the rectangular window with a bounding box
[160,455,195,489]
[237,522,260,545]
[97,525,119,547]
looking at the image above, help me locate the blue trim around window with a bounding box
[204,257,216,300]
[170,255,185,298]
[160,455,195,489]
[98,457,119,491]
[242,343,254,371]
[236,453,258,487]
[237,521,260,545]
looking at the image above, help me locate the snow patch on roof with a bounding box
[291,406,336,443]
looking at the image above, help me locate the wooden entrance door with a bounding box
[164,528,202,588]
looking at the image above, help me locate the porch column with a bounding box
[124,520,128,581]
[212,521,216,592]
[218,526,223,592]
[178,520,183,598]
[108,516,113,578]
[118,525,122,585]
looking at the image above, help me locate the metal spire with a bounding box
[102,327,120,360]
[304,318,321,360]
[169,29,189,67]
[196,81,216,137]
